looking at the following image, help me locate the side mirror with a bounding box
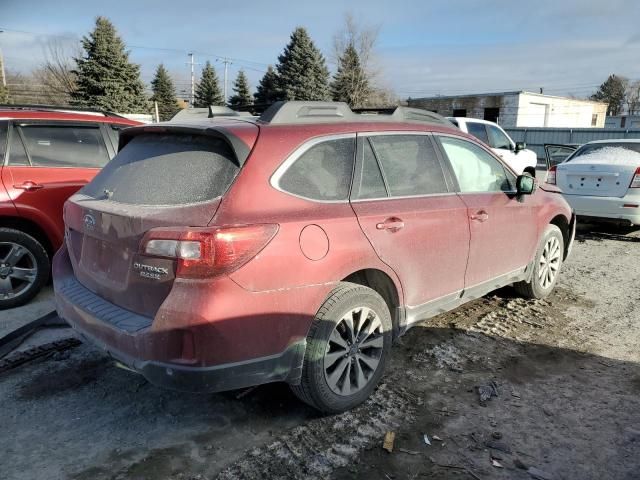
[516,174,536,195]
[515,142,527,153]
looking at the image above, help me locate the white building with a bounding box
[407,91,608,128]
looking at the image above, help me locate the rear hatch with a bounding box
[64,124,257,317]
[556,144,640,197]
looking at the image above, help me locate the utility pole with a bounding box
[219,57,232,105]
[187,52,198,107]
[0,30,6,88]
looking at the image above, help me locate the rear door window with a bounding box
[17,124,111,168]
[7,126,29,166]
[277,137,355,201]
[465,122,490,144]
[82,133,240,205]
[438,136,515,193]
[0,122,7,164]
[368,134,448,197]
[353,139,388,200]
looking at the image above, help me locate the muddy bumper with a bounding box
[53,246,306,393]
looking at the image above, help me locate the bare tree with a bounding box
[626,80,640,116]
[332,13,387,106]
[32,39,78,104]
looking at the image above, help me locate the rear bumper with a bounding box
[52,245,329,393]
[71,321,305,393]
[562,192,640,225]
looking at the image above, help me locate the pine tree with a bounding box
[194,61,224,107]
[0,83,8,103]
[71,17,148,112]
[150,64,178,121]
[254,65,280,105]
[275,27,330,101]
[591,74,628,116]
[331,42,371,107]
[229,70,252,107]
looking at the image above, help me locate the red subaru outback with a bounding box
[0,106,140,308]
[53,102,574,412]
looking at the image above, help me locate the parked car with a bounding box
[54,101,575,412]
[448,117,538,174]
[0,105,140,308]
[546,139,640,225]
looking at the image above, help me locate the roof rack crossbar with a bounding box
[258,101,453,126]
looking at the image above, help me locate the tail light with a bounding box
[630,167,640,188]
[546,165,557,185]
[140,224,278,278]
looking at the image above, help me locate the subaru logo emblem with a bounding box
[83,213,96,230]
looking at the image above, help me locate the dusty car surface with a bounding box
[547,139,640,225]
[0,105,140,308]
[53,101,575,412]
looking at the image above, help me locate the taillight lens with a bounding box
[546,165,557,185]
[140,224,278,278]
[630,167,640,188]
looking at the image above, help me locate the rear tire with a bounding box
[0,228,50,310]
[514,224,564,299]
[291,282,393,413]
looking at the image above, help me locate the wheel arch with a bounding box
[549,214,571,260]
[0,216,55,257]
[342,268,403,339]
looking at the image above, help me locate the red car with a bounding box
[53,102,575,412]
[0,106,140,308]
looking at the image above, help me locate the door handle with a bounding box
[470,210,489,222]
[376,217,405,232]
[14,181,44,191]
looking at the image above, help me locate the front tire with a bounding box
[0,228,50,309]
[514,224,564,299]
[291,282,393,413]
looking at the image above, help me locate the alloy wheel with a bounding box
[538,236,561,289]
[0,242,38,299]
[323,306,384,396]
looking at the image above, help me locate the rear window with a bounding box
[568,143,640,163]
[82,133,239,205]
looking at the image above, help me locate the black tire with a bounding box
[291,282,393,413]
[514,224,564,299]
[0,228,50,309]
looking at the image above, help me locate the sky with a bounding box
[1,0,640,100]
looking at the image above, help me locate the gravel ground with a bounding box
[1,223,639,480]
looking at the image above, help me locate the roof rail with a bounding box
[0,103,126,118]
[258,101,453,126]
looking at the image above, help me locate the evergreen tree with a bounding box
[71,16,148,112]
[275,27,330,101]
[254,65,280,105]
[150,64,179,121]
[194,61,224,107]
[591,74,628,116]
[0,83,8,103]
[330,42,371,107]
[229,70,252,107]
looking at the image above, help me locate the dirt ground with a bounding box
[1,223,639,480]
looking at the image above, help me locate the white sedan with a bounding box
[546,140,640,225]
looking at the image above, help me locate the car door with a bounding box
[350,132,470,312]
[544,144,578,169]
[434,134,538,290]
[2,121,113,248]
